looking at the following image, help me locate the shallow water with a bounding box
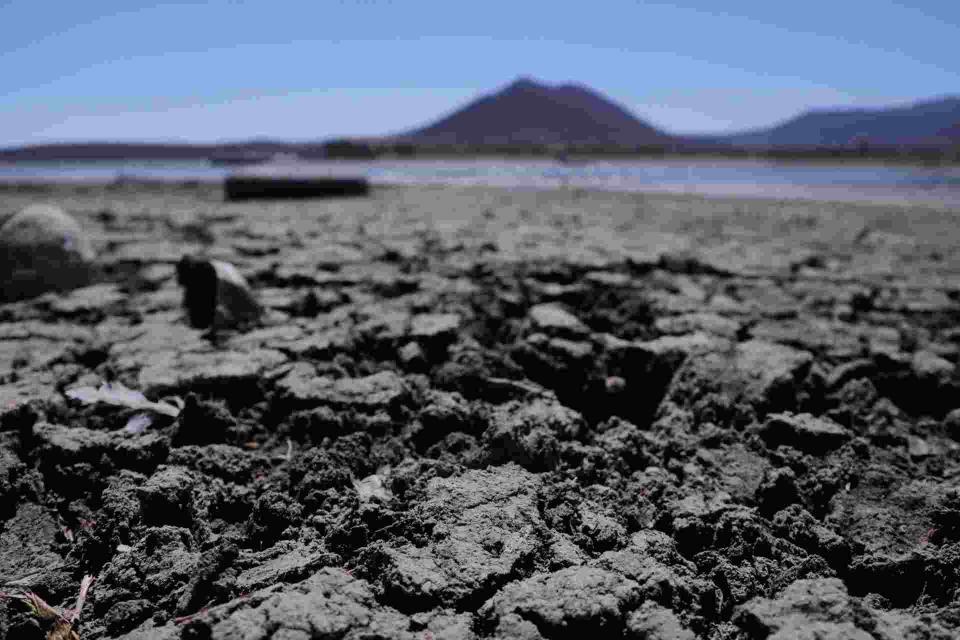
[3,157,960,206]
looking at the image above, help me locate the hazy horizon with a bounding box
[2,0,957,146]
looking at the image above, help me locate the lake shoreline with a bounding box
[2,175,959,209]
[2,156,960,208]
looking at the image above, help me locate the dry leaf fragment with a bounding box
[65,382,181,418]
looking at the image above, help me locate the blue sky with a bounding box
[1,0,957,145]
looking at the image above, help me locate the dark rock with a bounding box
[0,204,95,303]
[176,255,262,330]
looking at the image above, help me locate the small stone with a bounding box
[0,204,95,302]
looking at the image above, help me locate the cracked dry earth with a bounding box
[1,181,960,639]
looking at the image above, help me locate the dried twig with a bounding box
[0,575,95,640]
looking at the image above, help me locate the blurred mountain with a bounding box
[2,83,957,160]
[402,77,672,146]
[706,96,960,148]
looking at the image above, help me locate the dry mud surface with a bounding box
[1,181,959,639]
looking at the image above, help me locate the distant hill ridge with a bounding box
[1,78,958,159]
[707,95,960,148]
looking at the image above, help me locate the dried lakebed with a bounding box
[1,181,959,639]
